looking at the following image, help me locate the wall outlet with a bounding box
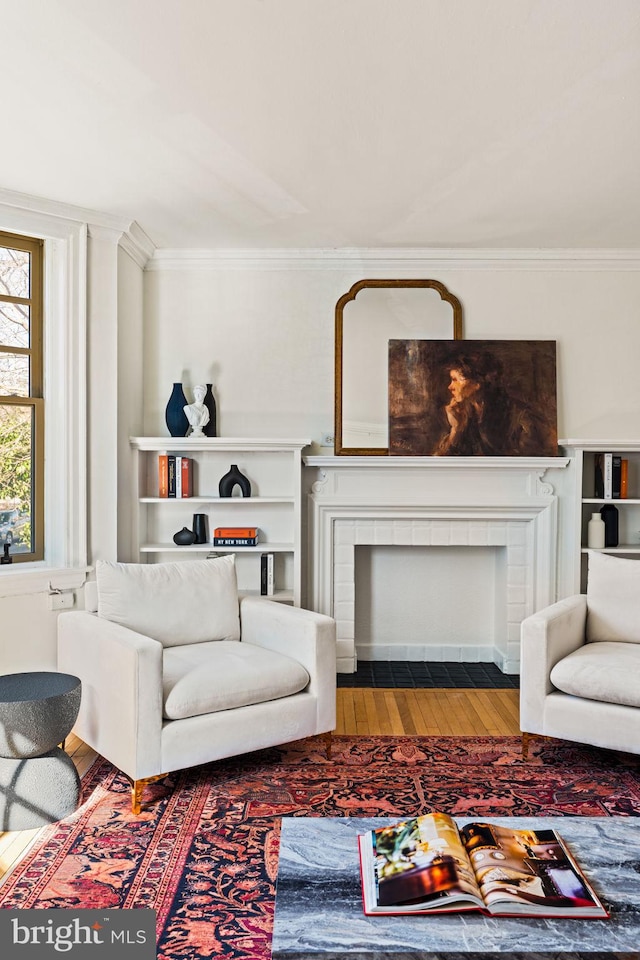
[321,432,335,447]
[48,591,75,611]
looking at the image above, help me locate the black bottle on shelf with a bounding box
[600,503,619,548]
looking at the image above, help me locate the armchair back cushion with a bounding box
[96,556,240,647]
[586,550,640,643]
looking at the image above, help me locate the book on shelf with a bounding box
[213,536,259,547]
[158,454,169,498]
[260,552,275,595]
[594,453,622,499]
[620,458,629,499]
[168,455,177,498]
[158,454,193,498]
[358,812,608,919]
[214,527,258,538]
[176,456,192,497]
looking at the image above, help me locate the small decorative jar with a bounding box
[587,512,606,549]
[173,526,196,546]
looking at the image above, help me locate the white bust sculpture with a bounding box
[184,384,210,437]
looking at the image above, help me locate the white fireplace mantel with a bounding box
[304,455,571,673]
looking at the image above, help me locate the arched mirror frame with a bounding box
[334,279,464,455]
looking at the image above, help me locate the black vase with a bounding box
[600,503,619,548]
[192,513,209,544]
[173,526,196,546]
[218,464,251,498]
[203,384,217,438]
[165,383,189,438]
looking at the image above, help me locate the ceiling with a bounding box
[2,0,639,250]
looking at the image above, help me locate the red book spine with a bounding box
[181,457,192,498]
[158,455,168,498]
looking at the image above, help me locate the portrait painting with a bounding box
[388,340,558,457]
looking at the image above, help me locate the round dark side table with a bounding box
[0,671,82,830]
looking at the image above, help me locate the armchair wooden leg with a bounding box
[322,731,333,760]
[522,732,531,760]
[131,774,169,815]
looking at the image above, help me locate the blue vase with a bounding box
[203,383,217,438]
[165,383,189,437]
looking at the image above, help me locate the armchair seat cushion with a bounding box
[162,640,310,720]
[550,640,640,709]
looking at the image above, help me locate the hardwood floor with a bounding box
[336,687,520,736]
[0,688,520,886]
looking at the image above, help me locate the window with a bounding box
[0,231,44,562]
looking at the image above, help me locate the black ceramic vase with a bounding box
[218,464,251,498]
[192,513,209,544]
[165,383,189,437]
[600,503,619,548]
[202,384,217,438]
[173,526,197,546]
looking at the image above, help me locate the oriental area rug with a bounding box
[1,736,639,959]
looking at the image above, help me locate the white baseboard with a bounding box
[356,643,497,663]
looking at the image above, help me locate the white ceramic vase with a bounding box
[587,512,606,549]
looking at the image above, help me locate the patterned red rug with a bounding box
[1,735,639,959]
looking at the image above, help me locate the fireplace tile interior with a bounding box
[336,661,520,688]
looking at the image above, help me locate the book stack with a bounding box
[594,453,627,499]
[260,552,275,595]
[212,527,259,546]
[158,455,193,498]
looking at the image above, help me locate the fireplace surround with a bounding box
[304,456,570,673]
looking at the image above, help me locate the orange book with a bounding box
[158,454,169,498]
[181,457,192,498]
[620,458,629,499]
[213,527,257,538]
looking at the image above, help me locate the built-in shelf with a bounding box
[131,437,310,605]
[562,439,640,591]
[140,542,294,553]
[581,546,640,554]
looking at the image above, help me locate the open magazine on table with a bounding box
[358,813,608,918]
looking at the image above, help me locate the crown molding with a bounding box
[0,187,155,267]
[119,221,156,269]
[0,186,131,232]
[146,246,640,272]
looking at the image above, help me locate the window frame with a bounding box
[0,198,88,598]
[0,230,45,562]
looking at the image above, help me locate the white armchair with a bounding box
[520,550,640,759]
[57,557,336,813]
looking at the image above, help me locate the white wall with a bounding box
[2,251,639,671]
[143,257,640,656]
[143,261,640,444]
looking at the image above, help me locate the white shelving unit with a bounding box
[130,437,311,605]
[563,439,640,591]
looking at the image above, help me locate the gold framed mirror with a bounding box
[335,279,463,455]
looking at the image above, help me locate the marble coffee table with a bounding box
[272,816,640,959]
